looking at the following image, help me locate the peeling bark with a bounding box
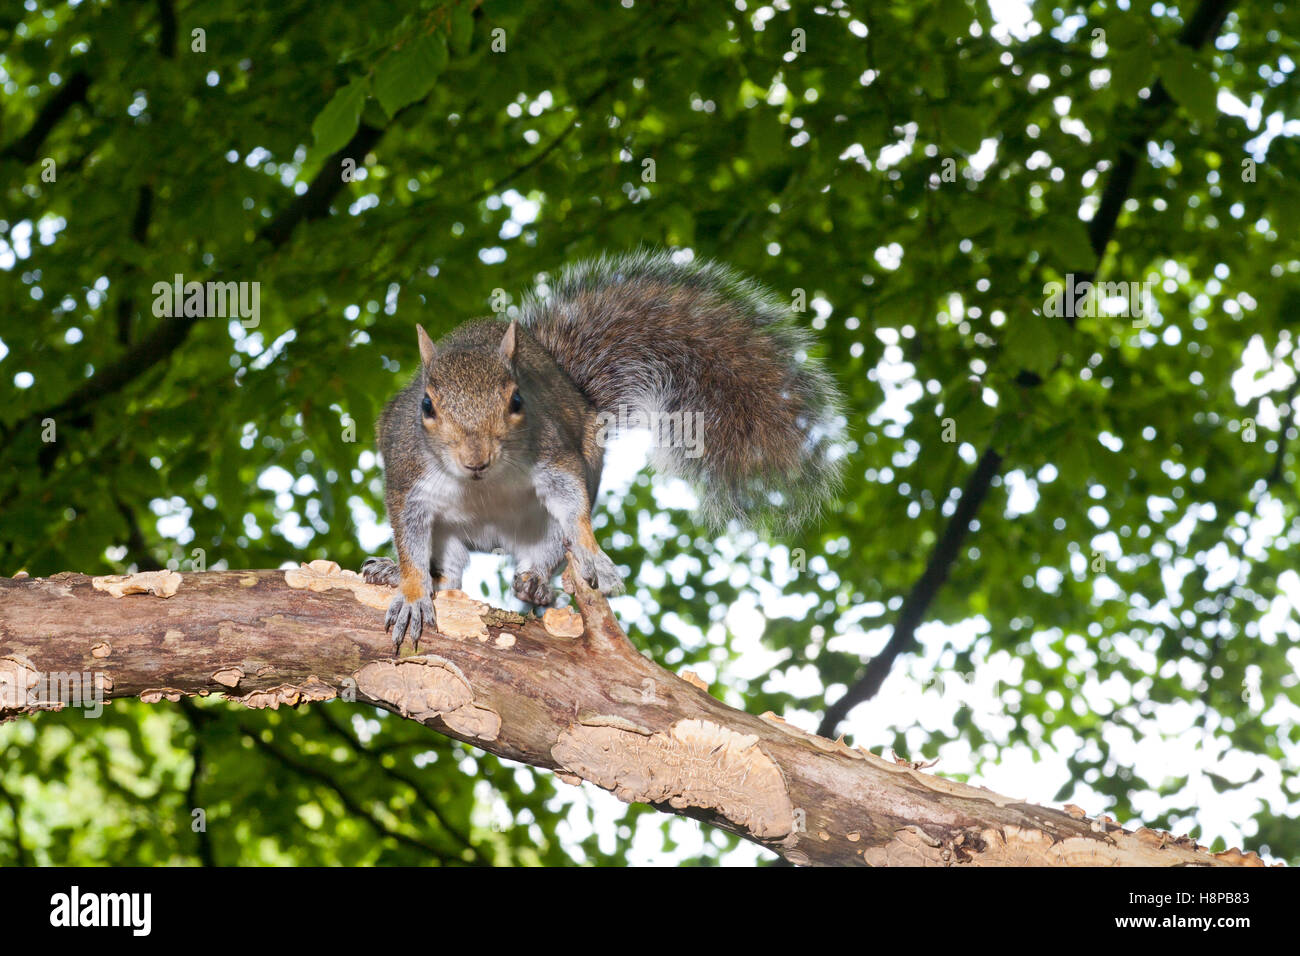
[0,561,1267,867]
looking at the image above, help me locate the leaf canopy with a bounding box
[0,0,1296,865]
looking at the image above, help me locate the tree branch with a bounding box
[314,704,487,862]
[0,561,1262,867]
[178,700,216,867]
[822,0,1238,731]
[258,123,384,246]
[819,446,1002,735]
[0,72,90,165]
[223,707,461,863]
[464,78,617,204]
[5,120,387,459]
[1087,0,1236,264]
[157,0,178,59]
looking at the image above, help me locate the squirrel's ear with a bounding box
[416,324,436,368]
[498,319,518,364]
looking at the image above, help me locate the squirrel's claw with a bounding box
[569,546,624,597]
[385,593,435,653]
[362,556,400,587]
[513,569,555,607]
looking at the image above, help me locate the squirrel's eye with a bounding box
[421,394,435,419]
[509,388,523,414]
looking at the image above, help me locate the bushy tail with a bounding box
[520,251,844,530]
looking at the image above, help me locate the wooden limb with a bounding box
[1,72,90,165]
[562,553,642,660]
[0,563,1264,867]
[819,446,1003,736]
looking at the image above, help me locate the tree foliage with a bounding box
[1,0,1296,865]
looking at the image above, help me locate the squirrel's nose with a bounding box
[463,460,491,477]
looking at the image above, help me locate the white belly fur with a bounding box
[408,463,555,556]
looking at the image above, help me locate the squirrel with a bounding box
[362,251,844,650]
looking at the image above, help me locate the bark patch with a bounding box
[552,717,793,840]
[542,607,584,638]
[92,571,182,599]
[211,667,244,688]
[229,677,336,709]
[355,657,500,741]
[0,656,41,716]
[284,560,390,610]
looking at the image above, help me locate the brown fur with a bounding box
[521,252,843,527]
[369,252,844,648]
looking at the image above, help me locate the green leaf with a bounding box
[917,58,946,99]
[1051,220,1098,272]
[936,0,971,32]
[311,77,369,155]
[1104,17,1148,52]
[745,111,785,165]
[6,0,1296,868]
[1053,428,1092,483]
[374,34,449,117]
[1109,47,1153,102]
[950,198,991,236]
[941,104,984,153]
[1003,313,1059,378]
[1162,50,1218,127]
[449,3,475,56]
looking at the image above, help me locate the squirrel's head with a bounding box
[414,321,526,481]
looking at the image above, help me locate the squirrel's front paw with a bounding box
[513,569,555,607]
[384,592,435,653]
[572,547,624,596]
[362,556,400,587]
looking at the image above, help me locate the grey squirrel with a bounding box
[363,251,844,650]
